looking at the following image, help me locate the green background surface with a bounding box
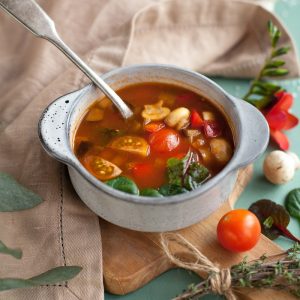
[106,1,300,299]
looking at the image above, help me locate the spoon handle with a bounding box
[0,0,133,119]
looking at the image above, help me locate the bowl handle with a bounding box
[231,97,270,170]
[38,88,84,165]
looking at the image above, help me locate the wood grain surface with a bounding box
[101,165,296,299]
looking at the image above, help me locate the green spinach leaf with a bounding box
[183,162,210,190]
[106,176,139,195]
[166,151,209,193]
[159,184,188,196]
[140,188,163,197]
[285,188,300,220]
[0,173,43,212]
[97,128,123,146]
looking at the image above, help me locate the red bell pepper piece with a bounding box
[144,122,165,133]
[190,110,204,128]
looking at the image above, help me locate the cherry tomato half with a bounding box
[149,128,180,153]
[217,209,261,252]
[83,155,121,181]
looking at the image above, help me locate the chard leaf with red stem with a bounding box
[249,199,300,243]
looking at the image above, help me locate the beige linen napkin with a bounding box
[0,0,299,300]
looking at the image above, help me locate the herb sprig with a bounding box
[174,243,300,299]
[243,20,290,109]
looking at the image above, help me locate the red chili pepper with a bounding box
[264,91,298,150]
[270,130,289,151]
[190,110,204,128]
[203,121,222,138]
[273,91,293,111]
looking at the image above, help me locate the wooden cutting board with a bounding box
[100,166,296,299]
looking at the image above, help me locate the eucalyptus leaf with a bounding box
[0,241,22,259]
[0,266,82,292]
[0,173,43,212]
[285,188,300,220]
[106,176,139,195]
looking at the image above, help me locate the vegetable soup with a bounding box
[74,83,234,197]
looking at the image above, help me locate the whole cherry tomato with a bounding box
[131,162,165,188]
[217,209,261,252]
[149,128,180,153]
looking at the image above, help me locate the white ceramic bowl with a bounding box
[39,64,269,232]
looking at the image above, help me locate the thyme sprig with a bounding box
[243,20,290,109]
[174,243,300,299]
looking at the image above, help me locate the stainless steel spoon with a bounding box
[0,0,133,119]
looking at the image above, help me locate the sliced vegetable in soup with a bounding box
[74,83,234,196]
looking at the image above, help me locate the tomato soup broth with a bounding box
[74,83,234,196]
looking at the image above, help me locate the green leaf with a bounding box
[166,151,209,192]
[252,81,281,93]
[0,266,82,292]
[0,241,22,259]
[106,176,139,195]
[159,184,187,196]
[250,86,269,96]
[29,266,81,284]
[96,128,123,146]
[183,163,210,190]
[272,47,291,58]
[140,188,163,197]
[285,189,300,220]
[167,157,184,187]
[262,68,289,77]
[0,173,43,212]
[265,60,285,68]
[267,20,281,47]
[246,96,273,110]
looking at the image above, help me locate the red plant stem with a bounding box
[276,224,300,243]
